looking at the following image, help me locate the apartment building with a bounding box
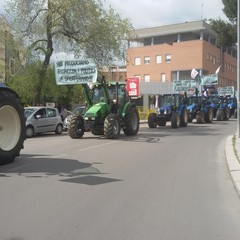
[0,15,17,83]
[127,20,237,96]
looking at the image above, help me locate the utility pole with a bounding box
[238,0,240,137]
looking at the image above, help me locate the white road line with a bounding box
[77,141,119,152]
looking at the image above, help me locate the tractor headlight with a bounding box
[84,117,95,121]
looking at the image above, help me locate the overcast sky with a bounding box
[0,0,227,29]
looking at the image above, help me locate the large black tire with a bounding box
[123,106,139,135]
[234,108,237,118]
[148,112,157,128]
[104,113,120,139]
[180,107,188,126]
[0,90,26,165]
[171,112,180,128]
[205,107,213,123]
[68,115,85,139]
[216,109,224,121]
[223,107,230,121]
[196,111,205,123]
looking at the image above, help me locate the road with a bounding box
[1,119,240,240]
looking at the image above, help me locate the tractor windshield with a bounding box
[159,95,176,106]
[91,87,106,104]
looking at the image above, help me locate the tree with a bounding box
[210,0,237,49]
[6,0,134,105]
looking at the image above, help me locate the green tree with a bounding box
[6,0,134,105]
[210,0,237,49]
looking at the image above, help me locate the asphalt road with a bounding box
[1,119,240,240]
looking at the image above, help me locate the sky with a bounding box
[0,0,227,29]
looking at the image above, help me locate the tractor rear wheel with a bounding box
[123,106,139,135]
[180,108,188,126]
[0,90,26,165]
[205,107,213,123]
[68,115,85,138]
[196,111,205,123]
[104,113,120,139]
[148,112,157,128]
[171,112,180,128]
[216,109,224,121]
[223,107,230,120]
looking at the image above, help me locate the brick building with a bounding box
[127,20,237,98]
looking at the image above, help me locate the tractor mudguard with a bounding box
[121,101,133,118]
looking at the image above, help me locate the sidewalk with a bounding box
[225,134,240,197]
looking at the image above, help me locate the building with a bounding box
[126,20,237,108]
[0,15,18,83]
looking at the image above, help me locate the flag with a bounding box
[191,68,199,79]
[215,65,221,74]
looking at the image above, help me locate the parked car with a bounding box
[63,106,86,131]
[24,107,63,138]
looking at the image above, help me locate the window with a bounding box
[156,55,162,64]
[135,57,141,65]
[165,54,171,63]
[144,56,150,64]
[47,108,57,118]
[144,74,150,82]
[161,73,166,82]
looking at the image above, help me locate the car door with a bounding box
[46,108,58,131]
[33,108,47,133]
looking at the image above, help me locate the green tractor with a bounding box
[67,77,139,139]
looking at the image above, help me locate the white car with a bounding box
[24,107,63,138]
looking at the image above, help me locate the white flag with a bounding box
[191,68,199,79]
[215,65,221,74]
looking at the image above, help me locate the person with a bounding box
[57,104,67,121]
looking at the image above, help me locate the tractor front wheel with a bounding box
[148,112,157,128]
[68,115,85,139]
[104,114,120,139]
[171,112,180,128]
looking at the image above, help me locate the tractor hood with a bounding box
[159,104,171,111]
[187,103,196,110]
[84,102,108,119]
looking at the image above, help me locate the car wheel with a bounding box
[26,126,34,138]
[55,124,63,134]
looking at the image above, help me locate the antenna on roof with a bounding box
[201,3,204,20]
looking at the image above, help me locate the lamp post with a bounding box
[238,0,240,137]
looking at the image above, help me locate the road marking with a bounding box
[77,141,119,152]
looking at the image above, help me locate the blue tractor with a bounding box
[187,91,213,123]
[207,94,230,121]
[148,93,188,128]
[226,96,237,118]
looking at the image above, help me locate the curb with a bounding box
[225,135,240,197]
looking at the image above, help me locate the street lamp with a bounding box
[238,0,240,137]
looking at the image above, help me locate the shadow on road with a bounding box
[0,154,122,185]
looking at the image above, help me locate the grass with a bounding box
[232,134,240,163]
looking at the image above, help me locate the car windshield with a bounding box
[72,107,86,115]
[24,108,38,118]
